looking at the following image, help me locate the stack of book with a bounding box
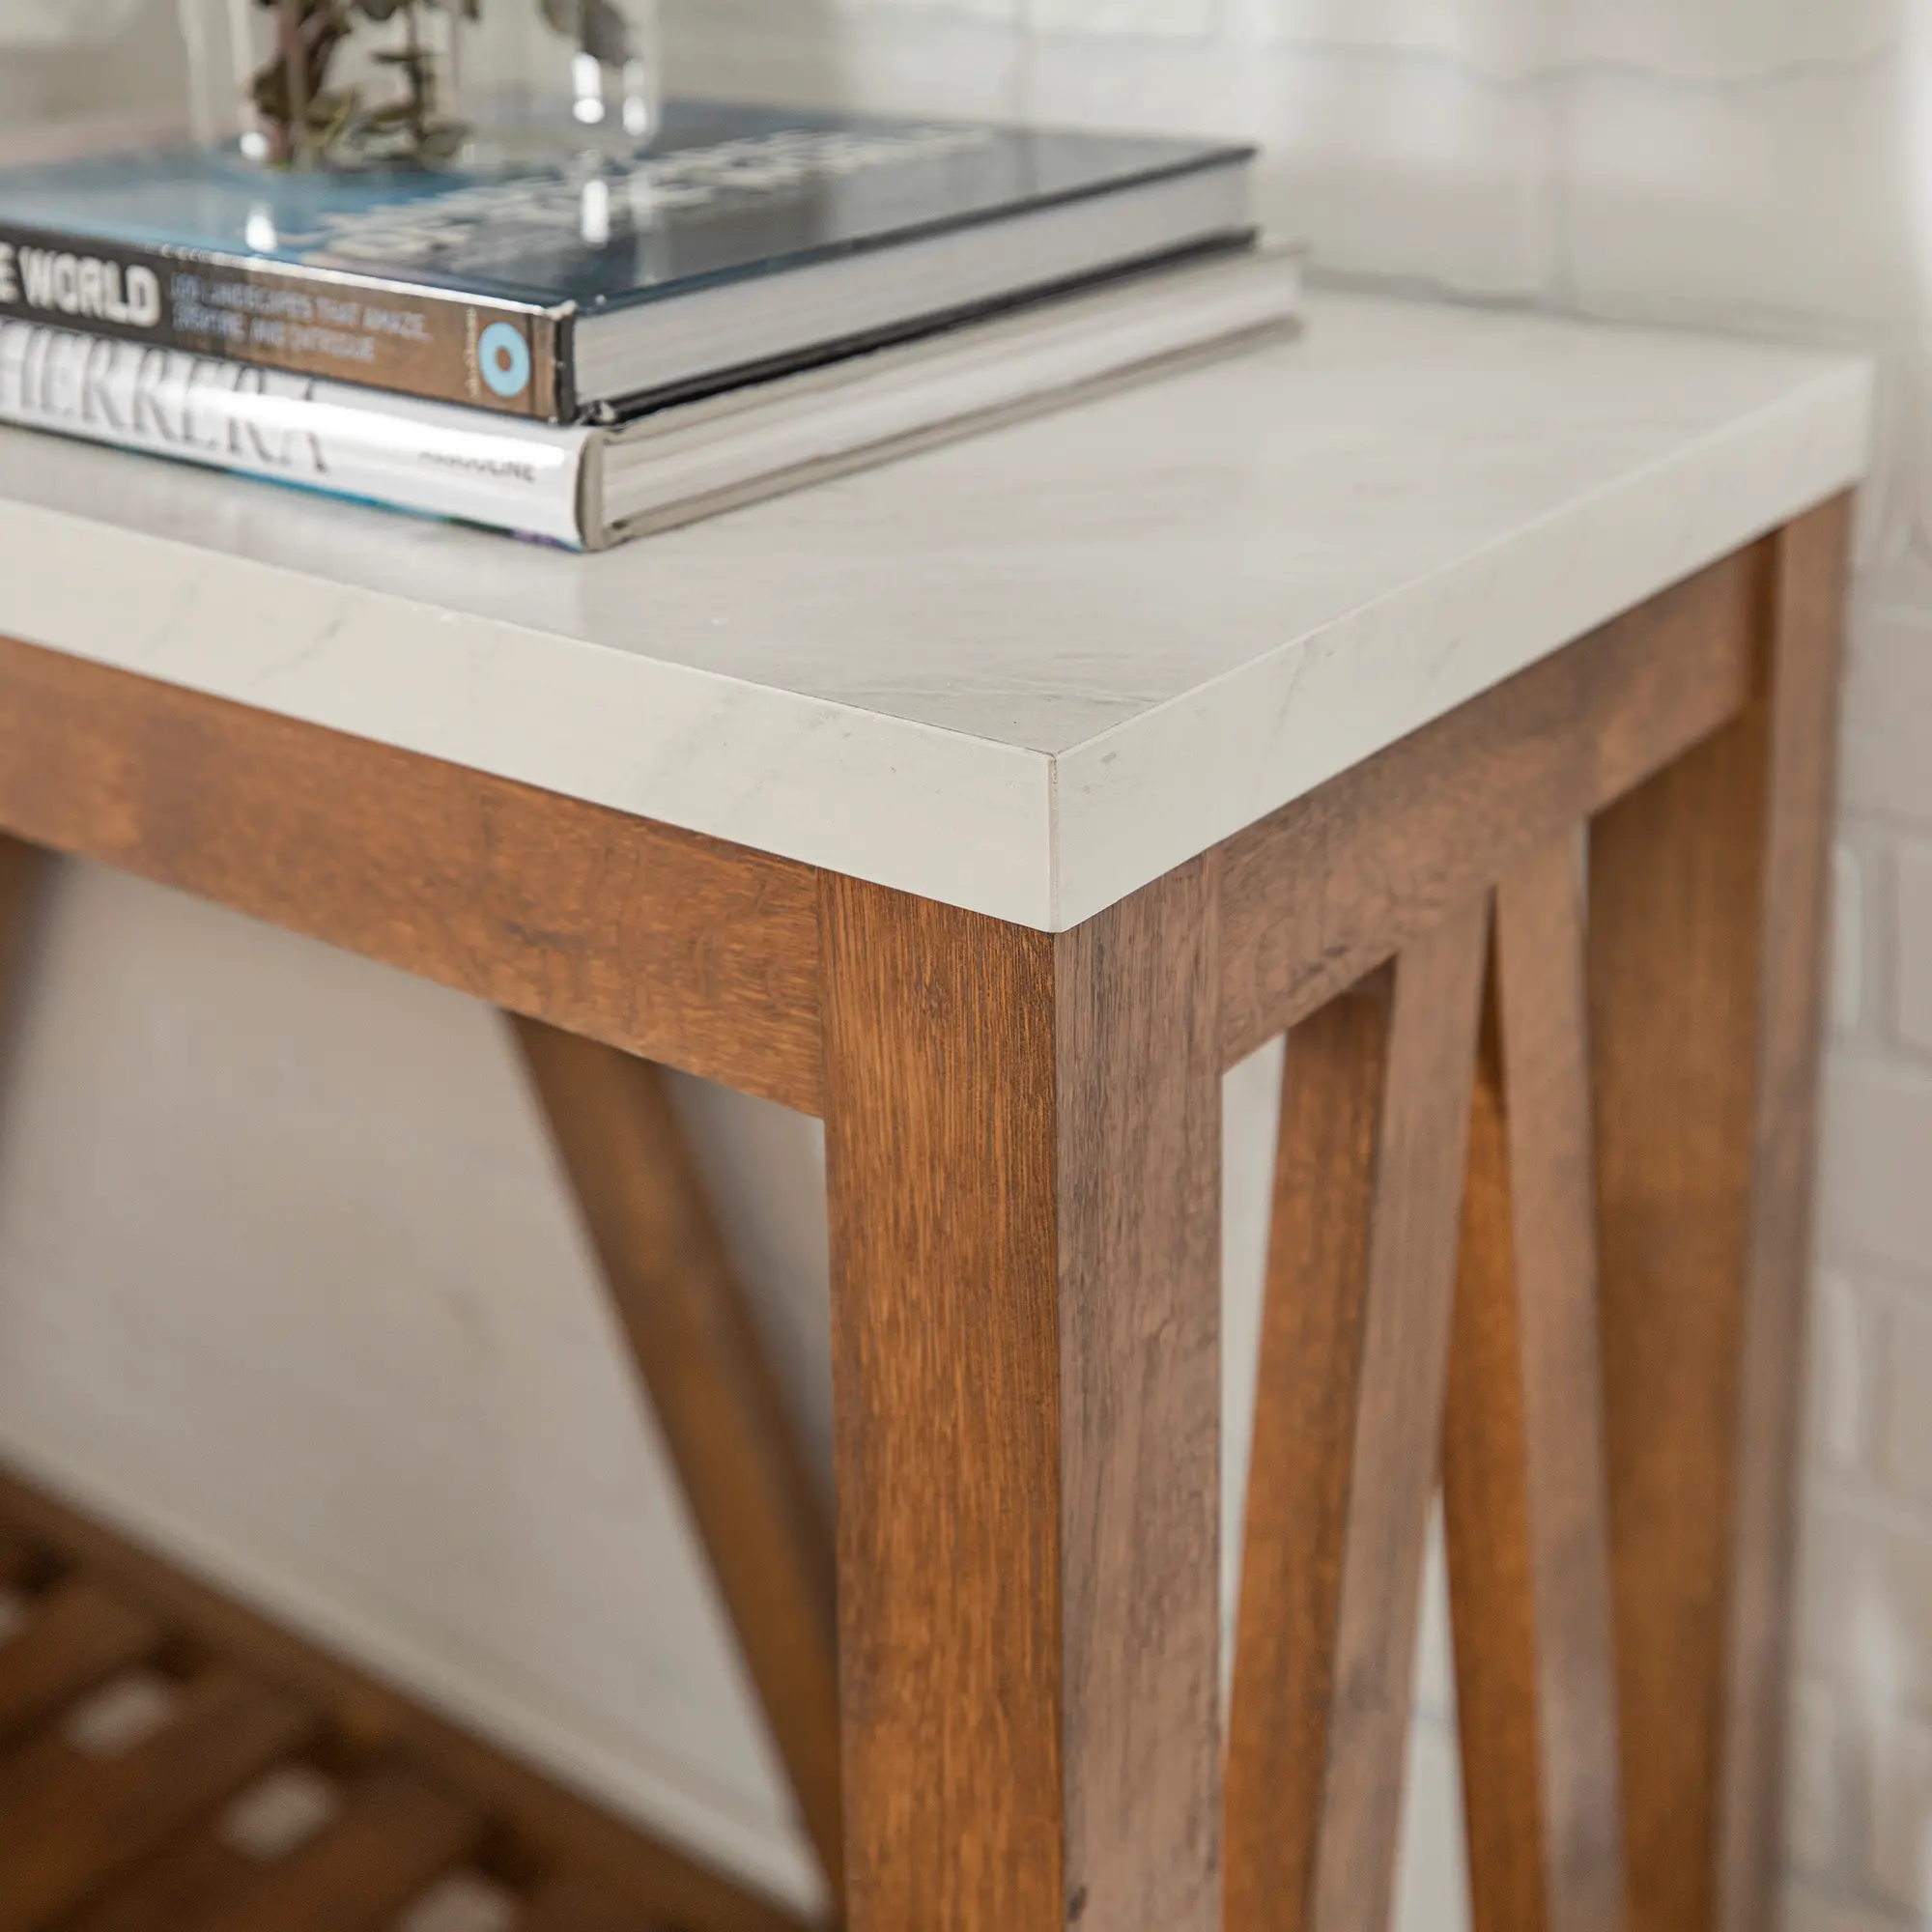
[0,100,1296,551]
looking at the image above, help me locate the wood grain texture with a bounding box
[1221,549,1757,1065]
[1591,623,1761,1932]
[0,1579,160,1748]
[199,1767,480,1932]
[0,545,1754,1131]
[1227,909,1486,1932]
[522,1874,668,1932]
[511,1020,844,1906]
[1307,903,1489,1932]
[68,1829,257,1932]
[0,1466,808,1932]
[822,882,1063,1932]
[822,861,1222,1932]
[74,1769,489,1932]
[1442,838,1623,1932]
[1718,497,1855,1932]
[0,1670,314,1932]
[0,546,1753,1130]
[1056,856,1224,1932]
[1590,496,1851,1932]
[0,635,822,1110]
[1226,972,1394,1932]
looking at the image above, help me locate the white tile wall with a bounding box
[2,1,1931,1926]
[1899,844,1932,1055]
[0,0,182,119]
[1870,1714,1932,1916]
[1883,1298,1932,1502]
[1834,845,1867,1037]
[1843,613,1932,828]
[1814,1269,1873,1478]
[1790,1884,1925,1932]
[0,0,148,47]
[1824,1061,1932,1280]
[1790,1677,1855,1884]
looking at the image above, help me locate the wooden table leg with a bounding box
[820,862,1224,1932]
[1443,837,1624,1932]
[510,1020,845,1910]
[1225,905,1488,1932]
[1591,497,1852,1932]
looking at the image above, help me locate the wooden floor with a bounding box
[0,1467,807,1932]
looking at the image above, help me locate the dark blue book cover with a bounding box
[0,101,1251,422]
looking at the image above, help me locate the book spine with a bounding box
[0,222,570,422]
[0,319,591,548]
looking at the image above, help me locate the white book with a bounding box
[0,247,1301,551]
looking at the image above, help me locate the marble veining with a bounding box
[0,293,1872,928]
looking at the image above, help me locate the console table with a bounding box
[0,294,1871,1932]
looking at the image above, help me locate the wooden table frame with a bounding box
[0,495,1850,1932]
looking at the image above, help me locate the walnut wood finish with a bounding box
[0,1579,161,1749]
[822,862,1223,1932]
[522,1874,668,1932]
[0,1669,316,1932]
[1442,840,1623,1932]
[1219,547,1757,1063]
[511,1019,845,1908]
[1717,499,1857,1932]
[1591,496,1852,1932]
[821,887,1062,1932]
[1223,902,1486,1932]
[0,509,1853,1932]
[1306,906,1488,1932]
[0,639,823,1110]
[0,543,1753,1118]
[67,1764,483,1932]
[0,1468,808,1932]
[1055,859,1224,1932]
[197,1767,481,1932]
[1225,974,1394,1931]
[69,1826,260,1932]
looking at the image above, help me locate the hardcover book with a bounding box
[0,248,1301,550]
[0,100,1255,426]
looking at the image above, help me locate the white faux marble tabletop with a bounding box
[0,294,1872,929]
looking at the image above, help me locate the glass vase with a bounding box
[179,0,662,172]
[465,0,663,160]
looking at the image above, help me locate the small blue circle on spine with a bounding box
[478,322,532,399]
